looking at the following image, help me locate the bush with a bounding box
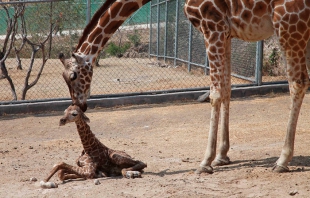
[105,42,130,57]
[127,30,141,47]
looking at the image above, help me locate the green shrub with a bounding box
[105,42,130,57]
[127,30,141,47]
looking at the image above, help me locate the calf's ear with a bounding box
[81,113,90,123]
[59,53,65,65]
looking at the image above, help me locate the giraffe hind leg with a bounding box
[122,162,147,179]
[110,151,147,178]
[272,32,310,172]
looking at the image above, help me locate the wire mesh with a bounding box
[262,35,286,82]
[150,0,258,86]
[0,0,287,104]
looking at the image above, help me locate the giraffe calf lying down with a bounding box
[40,105,147,188]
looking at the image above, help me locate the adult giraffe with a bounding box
[60,0,310,173]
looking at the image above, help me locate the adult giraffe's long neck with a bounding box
[74,0,151,65]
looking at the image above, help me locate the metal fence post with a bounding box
[164,0,168,62]
[156,0,160,59]
[188,24,192,72]
[86,0,91,97]
[173,0,179,66]
[204,54,209,75]
[255,40,263,86]
[149,1,153,57]
[86,0,91,24]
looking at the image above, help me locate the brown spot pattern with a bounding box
[119,2,139,17]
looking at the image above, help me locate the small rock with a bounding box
[289,190,298,196]
[30,177,37,182]
[94,179,100,185]
[29,146,33,149]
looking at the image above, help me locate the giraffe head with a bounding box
[59,53,93,112]
[59,104,90,126]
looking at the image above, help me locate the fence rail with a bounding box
[0,0,287,105]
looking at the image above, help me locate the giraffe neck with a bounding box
[75,0,151,65]
[75,119,100,152]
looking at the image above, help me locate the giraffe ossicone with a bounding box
[60,0,310,173]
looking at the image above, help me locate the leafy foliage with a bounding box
[127,30,141,47]
[105,42,130,57]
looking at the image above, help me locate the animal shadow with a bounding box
[215,155,310,172]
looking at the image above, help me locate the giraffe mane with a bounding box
[74,0,117,52]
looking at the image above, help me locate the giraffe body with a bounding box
[184,0,310,173]
[60,0,310,173]
[43,105,146,183]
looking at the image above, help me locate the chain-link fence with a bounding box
[0,0,286,104]
[149,0,286,86]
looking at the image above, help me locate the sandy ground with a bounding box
[1,93,310,197]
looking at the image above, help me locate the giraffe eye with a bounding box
[70,72,77,81]
[72,112,78,116]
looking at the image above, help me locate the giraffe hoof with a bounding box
[40,181,58,188]
[272,165,290,173]
[94,179,101,185]
[212,157,231,166]
[125,171,142,179]
[195,166,213,174]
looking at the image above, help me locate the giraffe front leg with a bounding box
[196,89,221,174]
[41,161,97,188]
[212,99,231,166]
[213,38,232,167]
[57,169,86,181]
[196,30,231,174]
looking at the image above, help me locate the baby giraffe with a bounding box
[41,104,147,187]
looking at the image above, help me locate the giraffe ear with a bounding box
[81,112,90,123]
[72,53,84,64]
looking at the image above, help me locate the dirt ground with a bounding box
[1,93,310,197]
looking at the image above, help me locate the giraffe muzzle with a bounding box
[59,118,67,126]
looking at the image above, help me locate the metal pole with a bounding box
[86,0,91,25]
[164,0,168,62]
[149,1,153,57]
[188,24,192,72]
[255,40,263,86]
[205,53,209,75]
[156,0,160,59]
[87,0,91,98]
[174,0,179,66]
